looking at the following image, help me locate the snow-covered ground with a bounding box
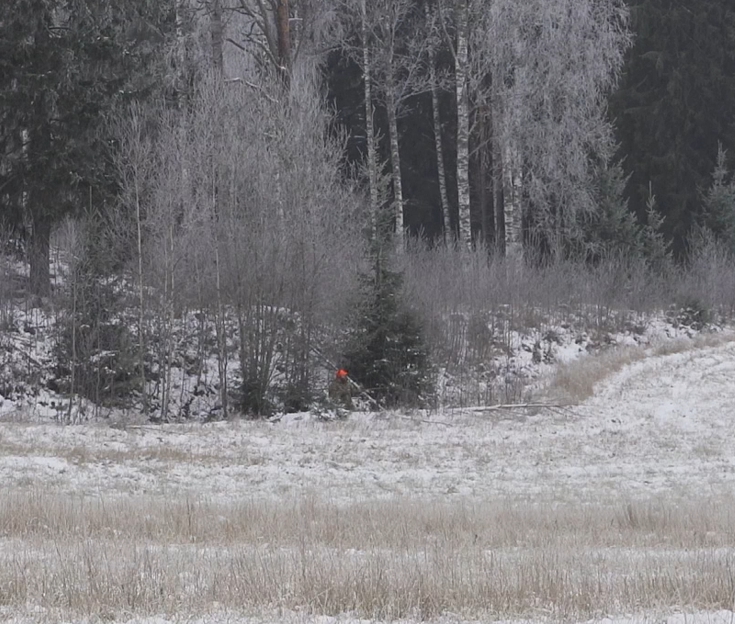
[2,335,735,623]
[0,342,735,624]
[2,336,735,504]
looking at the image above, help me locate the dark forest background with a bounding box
[1,0,735,418]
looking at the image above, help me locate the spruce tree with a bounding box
[342,266,433,408]
[700,145,735,251]
[342,205,433,408]
[577,158,642,262]
[0,0,174,295]
[609,0,735,253]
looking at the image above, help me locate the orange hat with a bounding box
[336,369,349,379]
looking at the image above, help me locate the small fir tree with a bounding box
[700,144,735,251]
[342,265,433,409]
[642,184,672,273]
[578,158,643,262]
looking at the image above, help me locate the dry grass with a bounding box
[548,346,647,404]
[547,331,735,404]
[1,490,735,621]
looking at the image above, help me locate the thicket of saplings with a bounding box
[2,217,728,422]
[2,78,734,420]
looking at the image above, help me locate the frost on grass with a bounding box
[1,312,735,622]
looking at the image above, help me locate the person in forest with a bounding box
[328,368,353,409]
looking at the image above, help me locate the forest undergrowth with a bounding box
[0,234,734,423]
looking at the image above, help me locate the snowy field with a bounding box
[2,336,735,623]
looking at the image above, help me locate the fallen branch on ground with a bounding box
[464,403,572,413]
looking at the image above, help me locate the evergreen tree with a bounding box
[641,185,672,273]
[0,0,174,296]
[577,158,642,262]
[700,144,735,251]
[609,0,735,254]
[342,265,434,408]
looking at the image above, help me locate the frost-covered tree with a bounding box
[486,0,631,258]
[119,69,364,418]
[341,0,431,249]
[434,0,631,257]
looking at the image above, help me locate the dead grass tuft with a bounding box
[547,331,735,404]
[547,346,645,404]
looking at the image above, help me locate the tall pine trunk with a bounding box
[455,0,471,248]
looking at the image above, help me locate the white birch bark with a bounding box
[502,139,523,263]
[455,0,471,248]
[361,0,379,228]
[134,150,147,416]
[491,107,504,251]
[386,68,404,247]
[213,218,229,418]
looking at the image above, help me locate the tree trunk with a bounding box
[214,242,228,419]
[429,51,451,240]
[477,108,497,246]
[29,212,51,298]
[478,112,491,247]
[502,139,523,263]
[210,0,224,75]
[175,0,186,100]
[386,69,404,249]
[361,0,379,230]
[276,0,291,84]
[492,104,504,253]
[455,0,471,248]
[134,161,148,415]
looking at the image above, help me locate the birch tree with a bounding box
[474,0,631,258]
[453,0,471,247]
[426,4,452,239]
[360,0,380,222]
[437,0,472,247]
[348,0,431,249]
[434,0,630,257]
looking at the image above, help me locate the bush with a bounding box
[53,216,140,410]
[54,273,139,408]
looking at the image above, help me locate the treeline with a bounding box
[0,0,734,418]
